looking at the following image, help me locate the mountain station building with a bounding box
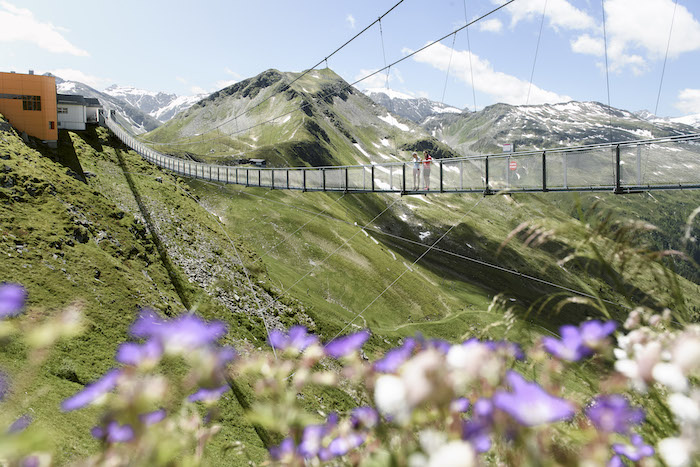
[0,70,103,147]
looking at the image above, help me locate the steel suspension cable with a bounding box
[526,0,548,106]
[331,195,486,340]
[441,34,458,105]
[139,0,517,149]
[141,0,407,146]
[654,0,679,116]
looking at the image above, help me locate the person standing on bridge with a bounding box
[411,152,421,191]
[422,151,433,190]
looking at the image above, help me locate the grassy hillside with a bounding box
[2,110,699,464]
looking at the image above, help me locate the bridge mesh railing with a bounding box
[106,118,700,194]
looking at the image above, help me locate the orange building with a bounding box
[0,71,58,147]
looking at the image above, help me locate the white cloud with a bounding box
[571,34,604,56]
[479,18,503,33]
[568,0,700,74]
[498,0,595,31]
[176,76,188,85]
[49,68,109,88]
[355,68,402,90]
[346,14,356,29]
[675,88,700,114]
[191,86,208,95]
[409,42,571,105]
[0,2,89,56]
[215,68,242,90]
[604,0,700,72]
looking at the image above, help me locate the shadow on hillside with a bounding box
[34,131,87,183]
[113,144,192,311]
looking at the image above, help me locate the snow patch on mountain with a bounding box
[364,89,464,124]
[103,84,208,123]
[378,114,409,131]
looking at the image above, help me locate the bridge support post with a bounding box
[371,165,375,192]
[271,170,275,190]
[287,170,290,189]
[542,151,547,192]
[440,160,444,192]
[303,169,307,192]
[322,168,326,191]
[246,169,249,187]
[614,144,622,194]
[345,168,349,193]
[484,156,492,195]
[402,163,406,194]
[258,170,261,187]
[636,145,642,185]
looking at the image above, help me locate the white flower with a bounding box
[668,393,700,423]
[402,350,443,407]
[419,429,447,455]
[374,374,410,422]
[652,363,688,393]
[673,335,700,374]
[428,440,474,467]
[658,437,692,467]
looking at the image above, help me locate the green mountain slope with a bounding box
[144,68,455,167]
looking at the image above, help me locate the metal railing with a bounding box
[106,118,700,194]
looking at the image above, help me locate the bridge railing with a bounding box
[105,117,700,194]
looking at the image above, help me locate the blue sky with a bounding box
[2,0,700,117]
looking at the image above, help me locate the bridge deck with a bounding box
[106,119,700,195]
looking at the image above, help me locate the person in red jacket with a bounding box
[422,151,433,190]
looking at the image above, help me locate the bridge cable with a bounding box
[111,164,641,316]
[441,34,458,106]
[139,0,406,147]
[215,185,631,310]
[654,0,679,116]
[331,195,486,339]
[138,0,516,150]
[526,0,548,107]
[463,0,482,155]
[246,196,402,325]
[601,0,617,187]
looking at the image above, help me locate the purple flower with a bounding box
[131,310,226,353]
[188,385,230,403]
[374,338,415,373]
[0,283,27,318]
[585,394,644,434]
[324,330,370,358]
[269,438,295,461]
[92,421,134,443]
[130,309,166,338]
[326,433,365,458]
[139,409,166,425]
[428,338,451,354]
[613,434,654,461]
[116,339,163,366]
[580,320,617,349]
[268,325,318,352]
[608,456,624,467]
[61,369,121,411]
[493,371,575,426]
[7,414,32,434]
[462,399,494,453]
[297,424,326,458]
[21,456,40,467]
[543,325,592,362]
[350,406,378,429]
[484,340,525,360]
[451,397,471,413]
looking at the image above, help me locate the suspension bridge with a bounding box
[106,118,700,196]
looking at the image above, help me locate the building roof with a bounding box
[84,97,101,107]
[57,94,87,105]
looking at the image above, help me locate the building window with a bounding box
[57,107,68,114]
[49,121,55,130]
[22,95,41,111]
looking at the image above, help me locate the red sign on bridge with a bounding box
[509,161,517,171]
